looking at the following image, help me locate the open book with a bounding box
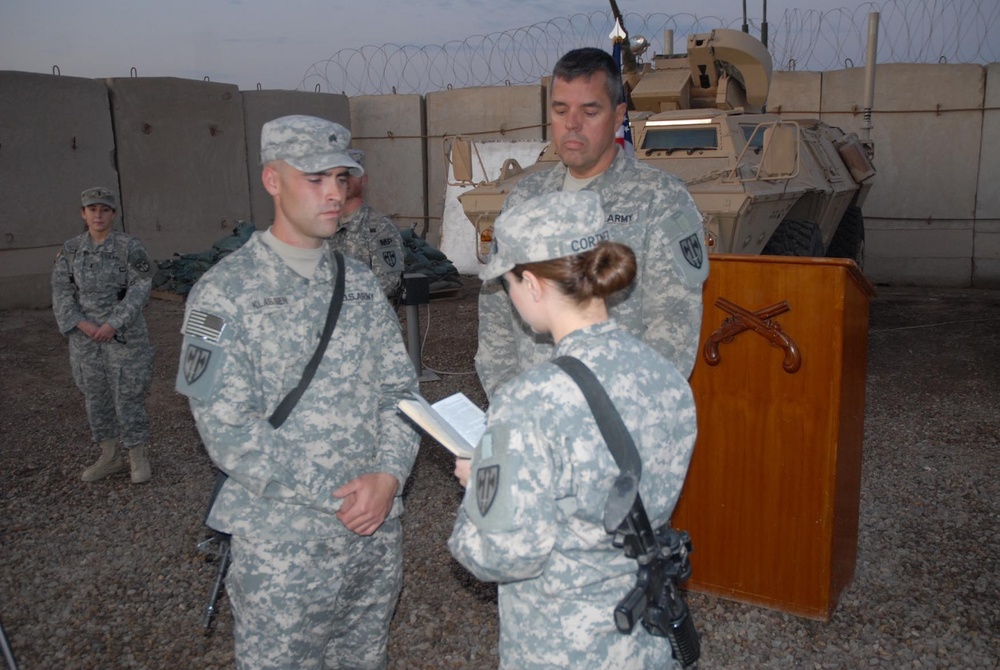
[398,391,486,459]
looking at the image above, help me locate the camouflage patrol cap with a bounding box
[260,115,363,176]
[347,148,366,170]
[481,191,611,280]
[81,187,117,210]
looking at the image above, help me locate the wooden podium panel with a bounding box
[671,254,875,620]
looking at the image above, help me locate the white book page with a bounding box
[398,391,484,459]
[431,393,486,450]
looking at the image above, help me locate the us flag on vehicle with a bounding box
[611,24,635,158]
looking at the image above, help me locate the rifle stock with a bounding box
[0,618,18,670]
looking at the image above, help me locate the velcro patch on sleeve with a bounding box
[462,425,518,532]
[669,211,710,288]
[182,309,227,343]
[376,245,401,271]
[175,336,225,400]
[176,309,230,400]
[131,250,153,277]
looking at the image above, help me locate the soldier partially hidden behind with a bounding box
[51,187,156,484]
[329,148,405,298]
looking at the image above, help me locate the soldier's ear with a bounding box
[522,270,542,301]
[262,164,280,196]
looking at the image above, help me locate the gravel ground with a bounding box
[1,281,997,669]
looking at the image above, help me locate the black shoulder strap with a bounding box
[268,250,347,429]
[552,355,645,532]
[205,251,346,524]
[551,356,642,480]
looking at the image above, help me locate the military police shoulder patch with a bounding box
[463,426,517,532]
[183,343,212,385]
[668,211,710,288]
[679,233,704,269]
[130,246,153,277]
[380,249,398,269]
[476,464,501,515]
[175,336,225,400]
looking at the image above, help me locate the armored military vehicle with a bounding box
[452,18,878,266]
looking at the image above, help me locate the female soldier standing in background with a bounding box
[448,191,698,669]
[51,187,156,484]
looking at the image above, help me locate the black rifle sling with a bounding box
[204,250,346,524]
[551,356,642,480]
[268,250,346,429]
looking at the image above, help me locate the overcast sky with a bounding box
[0,1,926,91]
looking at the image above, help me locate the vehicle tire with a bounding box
[761,219,825,257]
[825,205,865,268]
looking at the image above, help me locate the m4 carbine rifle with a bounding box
[197,468,232,635]
[613,496,700,667]
[197,528,231,634]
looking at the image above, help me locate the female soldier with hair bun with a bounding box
[448,190,698,670]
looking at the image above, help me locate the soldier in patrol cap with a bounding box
[329,148,405,298]
[448,191,697,670]
[475,47,708,400]
[176,115,419,670]
[52,186,156,484]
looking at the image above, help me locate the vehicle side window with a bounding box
[641,128,718,151]
[742,124,766,150]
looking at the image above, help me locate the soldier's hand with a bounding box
[93,322,118,342]
[333,472,399,536]
[454,458,472,488]
[76,321,100,338]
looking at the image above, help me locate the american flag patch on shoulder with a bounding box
[183,309,226,343]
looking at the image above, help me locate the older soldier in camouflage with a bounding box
[328,148,404,298]
[176,115,419,670]
[476,47,708,400]
[449,191,697,670]
[51,187,155,484]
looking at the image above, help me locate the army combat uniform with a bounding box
[330,202,404,298]
[475,149,709,399]
[450,321,697,670]
[176,234,419,669]
[51,229,155,448]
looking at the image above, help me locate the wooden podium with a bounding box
[671,254,875,620]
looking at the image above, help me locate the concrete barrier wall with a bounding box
[976,63,1000,287]
[107,77,252,263]
[0,72,118,308]
[769,71,823,115]
[822,63,986,287]
[349,94,426,236]
[1,62,998,309]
